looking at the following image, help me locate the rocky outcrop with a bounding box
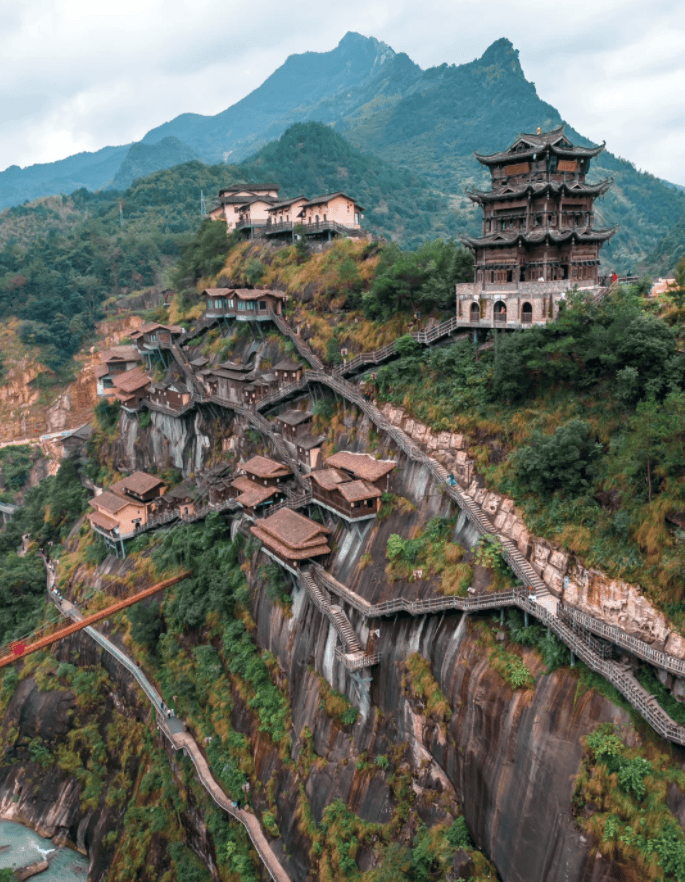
[380,402,685,660]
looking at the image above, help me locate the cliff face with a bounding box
[240,413,656,881]
[247,564,641,882]
[0,629,219,882]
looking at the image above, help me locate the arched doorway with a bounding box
[493,301,507,323]
[521,302,533,323]
[470,302,480,322]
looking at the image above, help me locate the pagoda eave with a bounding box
[469,179,612,203]
[460,226,618,250]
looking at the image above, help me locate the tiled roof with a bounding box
[165,480,197,501]
[337,480,382,503]
[234,288,286,302]
[95,364,109,379]
[110,471,166,498]
[296,434,326,451]
[242,456,292,479]
[304,469,348,492]
[250,509,330,559]
[273,358,302,372]
[92,491,131,514]
[130,322,183,337]
[100,346,139,363]
[190,356,209,367]
[275,409,312,427]
[218,360,253,372]
[324,451,396,483]
[202,288,231,297]
[257,508,329,547]
[231,477,279,508]
[88,510,119,531]
[111,366,150,393]
[267,196,307,210]
[301,192,364,210]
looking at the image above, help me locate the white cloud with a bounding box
[1,0,684,184]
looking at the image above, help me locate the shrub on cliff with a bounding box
[511,419,602,498]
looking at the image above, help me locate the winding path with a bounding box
[44,565,292,882]
[155,312,685,745]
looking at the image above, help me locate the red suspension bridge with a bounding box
[0,571,191,669]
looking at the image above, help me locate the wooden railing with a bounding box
[267,310,325,369]
[307,563,685,745]
[149,305,685,744]
[335,316,465,376]
[299,569,379,670]
[262,491,312,518]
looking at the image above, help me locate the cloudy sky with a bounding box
[2,0,684,183]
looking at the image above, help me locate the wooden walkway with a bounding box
[43,567,293,882]
[102,309,685,746]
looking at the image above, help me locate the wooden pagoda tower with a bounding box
[456,125,616,329]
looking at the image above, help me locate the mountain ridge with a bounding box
[1,33,683,269]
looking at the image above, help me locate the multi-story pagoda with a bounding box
[456,125,617,328]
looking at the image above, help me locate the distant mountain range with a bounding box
[1,33,683,270]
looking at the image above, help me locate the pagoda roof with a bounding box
[460,226,618,250]
[467,178,612,204]
[475,125,605,166]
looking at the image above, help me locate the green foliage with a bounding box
[362,239,473,320]
[0,869,16,882]
[636,665,685,726]
[168,842,214,882]
[312,397,335,421]
[492,288,681,406]
[404,652,452,724]
[84,536,108,565]
[511,419,603,498]
[138,410,152,429]
[505,609,570,673]
[376,338,492,425]
[489,643,535,691]
[175,217,229,283]
[575,724,685,880]
[244,258,266,287]
[94,398,121,433]
[222,619,289,744]
[393,334,421,359]
[28,737,53,768]
[317,676,358,728]
[128,600,163,652]
[259,561,291,605]
[154,513,247,628]
[0,445,35,490]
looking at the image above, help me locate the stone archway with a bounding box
[521,302,533,323]
[470,302,481,322]
[493,301,507,323]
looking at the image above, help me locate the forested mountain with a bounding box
[0,123,459,372]
[2,33,683,270]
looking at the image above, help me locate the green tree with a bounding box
[512,419,603,498]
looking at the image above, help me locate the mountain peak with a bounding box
[337,31,396,65]
[477,37,524,76]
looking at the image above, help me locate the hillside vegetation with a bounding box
[374,279,685,619]
[0,123,463,372]
[2,34,683,273]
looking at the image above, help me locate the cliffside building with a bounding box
[88,471,167,555]
[456,126,616,329]
[250,508,331,574]
[210,184,366,242]
[209,184,280,231]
